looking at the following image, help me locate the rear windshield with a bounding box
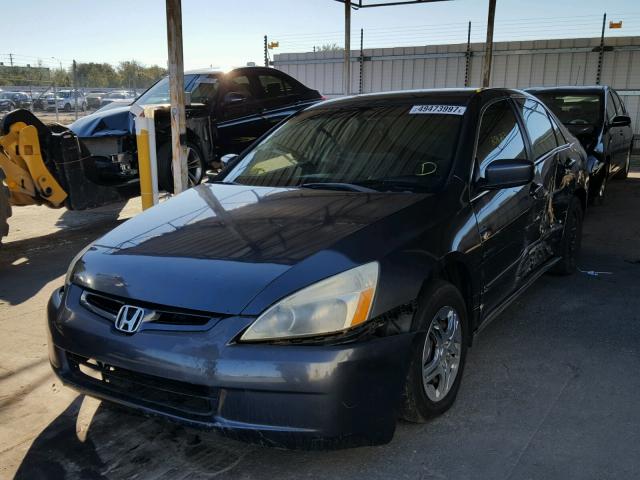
[225,105,464,192]
[533,93,601,126]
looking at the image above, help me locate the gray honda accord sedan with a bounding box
[48,88,588,448]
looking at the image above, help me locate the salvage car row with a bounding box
[46,77,638,448]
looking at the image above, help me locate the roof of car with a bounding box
[184,66,295,75]
[526,85,607,94]
[312,87,528,109]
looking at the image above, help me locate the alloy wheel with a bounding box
[421,306,462,402]
[186,146,203,187]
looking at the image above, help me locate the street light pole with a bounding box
[481,0,496,88]
[344,0,351,95]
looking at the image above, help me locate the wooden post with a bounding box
[344,0,351,95]
[481,0,496,88]
[166,0,187,194]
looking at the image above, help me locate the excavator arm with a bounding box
[0,109,128,245]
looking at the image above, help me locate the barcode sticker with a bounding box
[410,105,467,115]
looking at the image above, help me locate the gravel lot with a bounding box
[1,162,639,480]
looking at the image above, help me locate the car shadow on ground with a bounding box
[0,215,125,306]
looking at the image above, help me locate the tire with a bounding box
[157,141,205,193]
[64,103,71,112]
[399,280,469,422]
[589,163,608,206]
[551,195,583,275]
[0,170,12,246]
[617,147,632,180]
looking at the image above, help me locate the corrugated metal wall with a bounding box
[274,36,640,134]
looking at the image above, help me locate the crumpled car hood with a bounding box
[69,105,134,138]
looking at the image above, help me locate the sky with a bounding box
[1,0,639,71]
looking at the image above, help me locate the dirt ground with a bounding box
[1,162,640,480]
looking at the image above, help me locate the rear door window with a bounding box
[515,98,558,159]
[258,74,296,98]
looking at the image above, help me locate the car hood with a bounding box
[69,105,134,137]
[71,183,428,315]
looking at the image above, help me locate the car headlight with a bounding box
[240,262,379,342]
[64,243,94,287]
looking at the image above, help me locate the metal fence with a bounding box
[274,35,640,135]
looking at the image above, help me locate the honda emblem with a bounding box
[114,305,146,333]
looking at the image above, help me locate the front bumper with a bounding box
[48,285,415,448]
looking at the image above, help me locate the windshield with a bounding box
[534,93,601,126]
[225,105,463,192]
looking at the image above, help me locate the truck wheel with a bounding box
[589,163,608,206]
[0,170,12,246]
[64,103,71,112]
[157,141,205,193]
[551,195,583,275]
[399,280,469,422]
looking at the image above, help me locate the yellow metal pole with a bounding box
[136,126,154,210]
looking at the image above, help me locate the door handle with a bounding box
[530,182,545,199]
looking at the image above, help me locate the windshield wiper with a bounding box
[357,177,430,192]
[298,182,378,193]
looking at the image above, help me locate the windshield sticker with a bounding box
[410,105,466,115]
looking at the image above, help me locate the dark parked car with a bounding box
[48,88,588,448]
[528,86,633,204]
[70,67,323,192]
[0,91,32,111]
[86,91,108,109]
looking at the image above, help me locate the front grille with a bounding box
[66,352,217,420]
[80,290,217,328]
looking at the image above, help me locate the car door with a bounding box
[611,90,633,166]
[471,98,535,314]
[515,97,567,258]
[215,72,267,155]
[604,90,624,173]
[255,72,304,129]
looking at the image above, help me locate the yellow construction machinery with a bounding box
[0,109,126,245]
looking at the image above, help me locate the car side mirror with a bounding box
[221,153,239,168]
[224,92,247,105]
[479,159,534,190]
[610,115,631,128]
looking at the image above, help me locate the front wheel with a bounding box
[551,195,583,275]
[399,281,469,422]
[157,141,205,193]
[589,163,609,206]
[617,148,632,180]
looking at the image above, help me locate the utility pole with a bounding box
[464,21,472,87]
[264,35,269,67]
[72,60,78,120]
[53,82,59,123]
[9,53,13,67]
[359,28,364,94]
[596,13,606,85]
[166,0,188,194]
[344,0,351,95]
[481,0,496,88]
